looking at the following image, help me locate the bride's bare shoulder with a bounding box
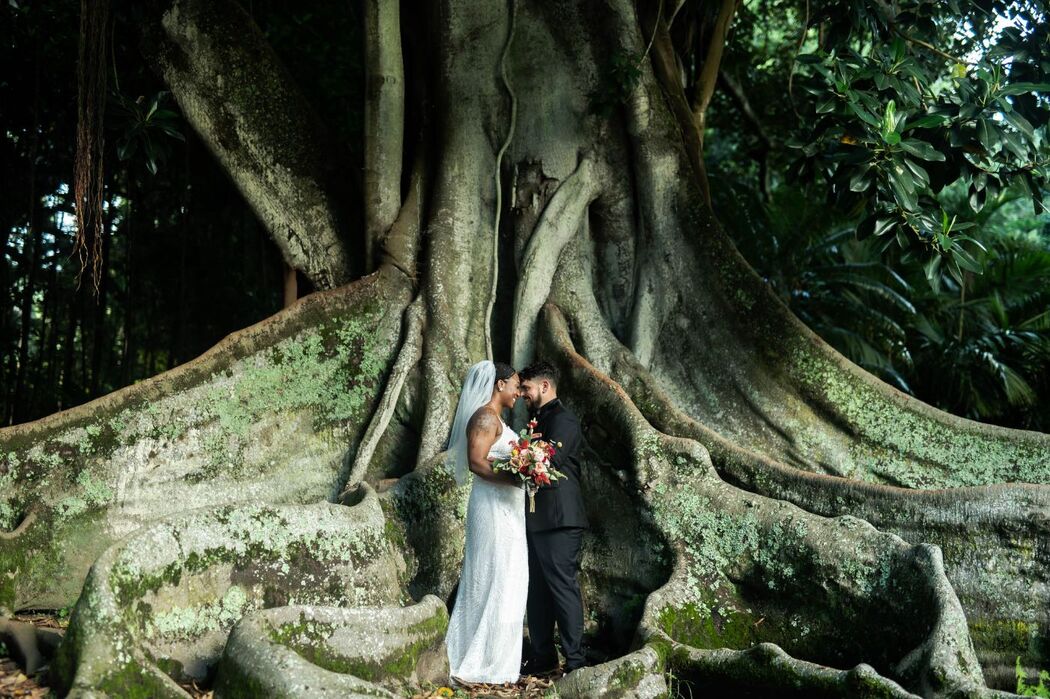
[467,405,500,439]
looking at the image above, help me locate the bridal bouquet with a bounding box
[493,419,565,512]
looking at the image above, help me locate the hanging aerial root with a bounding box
[484,0,519,360]
[340,297,425,497]
[535,302,992,698]
[364,0,405,270]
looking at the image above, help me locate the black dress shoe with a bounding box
[520,657,561,676]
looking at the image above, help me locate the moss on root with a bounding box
[52,493,405,692]
[787,343,1050,489]
[657,602,758,651]
[268,607,447,681]
[391,462,469,600]
[0,275,409,612]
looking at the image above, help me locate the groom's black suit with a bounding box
[526,398,588,672]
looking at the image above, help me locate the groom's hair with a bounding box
[519,360,558,388]
[493,362,517,384]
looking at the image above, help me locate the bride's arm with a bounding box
[466,409,518,485]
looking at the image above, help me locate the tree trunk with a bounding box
[140,0,361,289]
[41,260,61,416]
[58,288,80,411]
[2,0,1048,695]
[119,171,135,386]
[10,53,42,426]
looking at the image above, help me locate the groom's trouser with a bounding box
[526,526,585,670]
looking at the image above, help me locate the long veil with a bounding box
[447,360,496,486]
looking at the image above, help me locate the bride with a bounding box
[444,360,528,684]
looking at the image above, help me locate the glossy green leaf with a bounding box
[1002,109,1035,140]
[904,114,949,131]
[900,139,945,162]
[998,82,1050,96]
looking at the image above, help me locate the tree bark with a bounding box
[280,263,296,308]
[363,0,404,271]
[141,0,360,290]
[690,0,740,149]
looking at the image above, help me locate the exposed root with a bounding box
[569,299,1050,687]
[415,336,470,470]
[0,618,64,676]
[555,647,667,698]
[537,302,992,697]
[0,271,405,442]
[0,271,411,611]
[51,487,405,695]
[143,0,356,288]
[381,139,426,283]
[215,597,447,696]
[340,297,425,496]
[390,452,469,602]
[511,153,602,368]
[0,508,36,541]
[552,256,1050,686]
[663,642,920,698]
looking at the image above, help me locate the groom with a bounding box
[518,361,588,675]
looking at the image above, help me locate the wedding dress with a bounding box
[445,419,528,683]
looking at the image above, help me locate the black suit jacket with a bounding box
[526,398,588,532]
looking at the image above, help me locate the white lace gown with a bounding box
[446,420,528,683]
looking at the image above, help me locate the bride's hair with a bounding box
[493,362,516,388]
[446,360,515,486]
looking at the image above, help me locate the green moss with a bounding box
[96,660,185,699]
[657,602,756,650]
[148,585,255,641]
[969,618,1035,655]
[0,507,107,612]
[787,343,1050,488]
[611,659,647,688]
[1,278,404,624]
[270,607,446,682]
[153,656,185,679]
